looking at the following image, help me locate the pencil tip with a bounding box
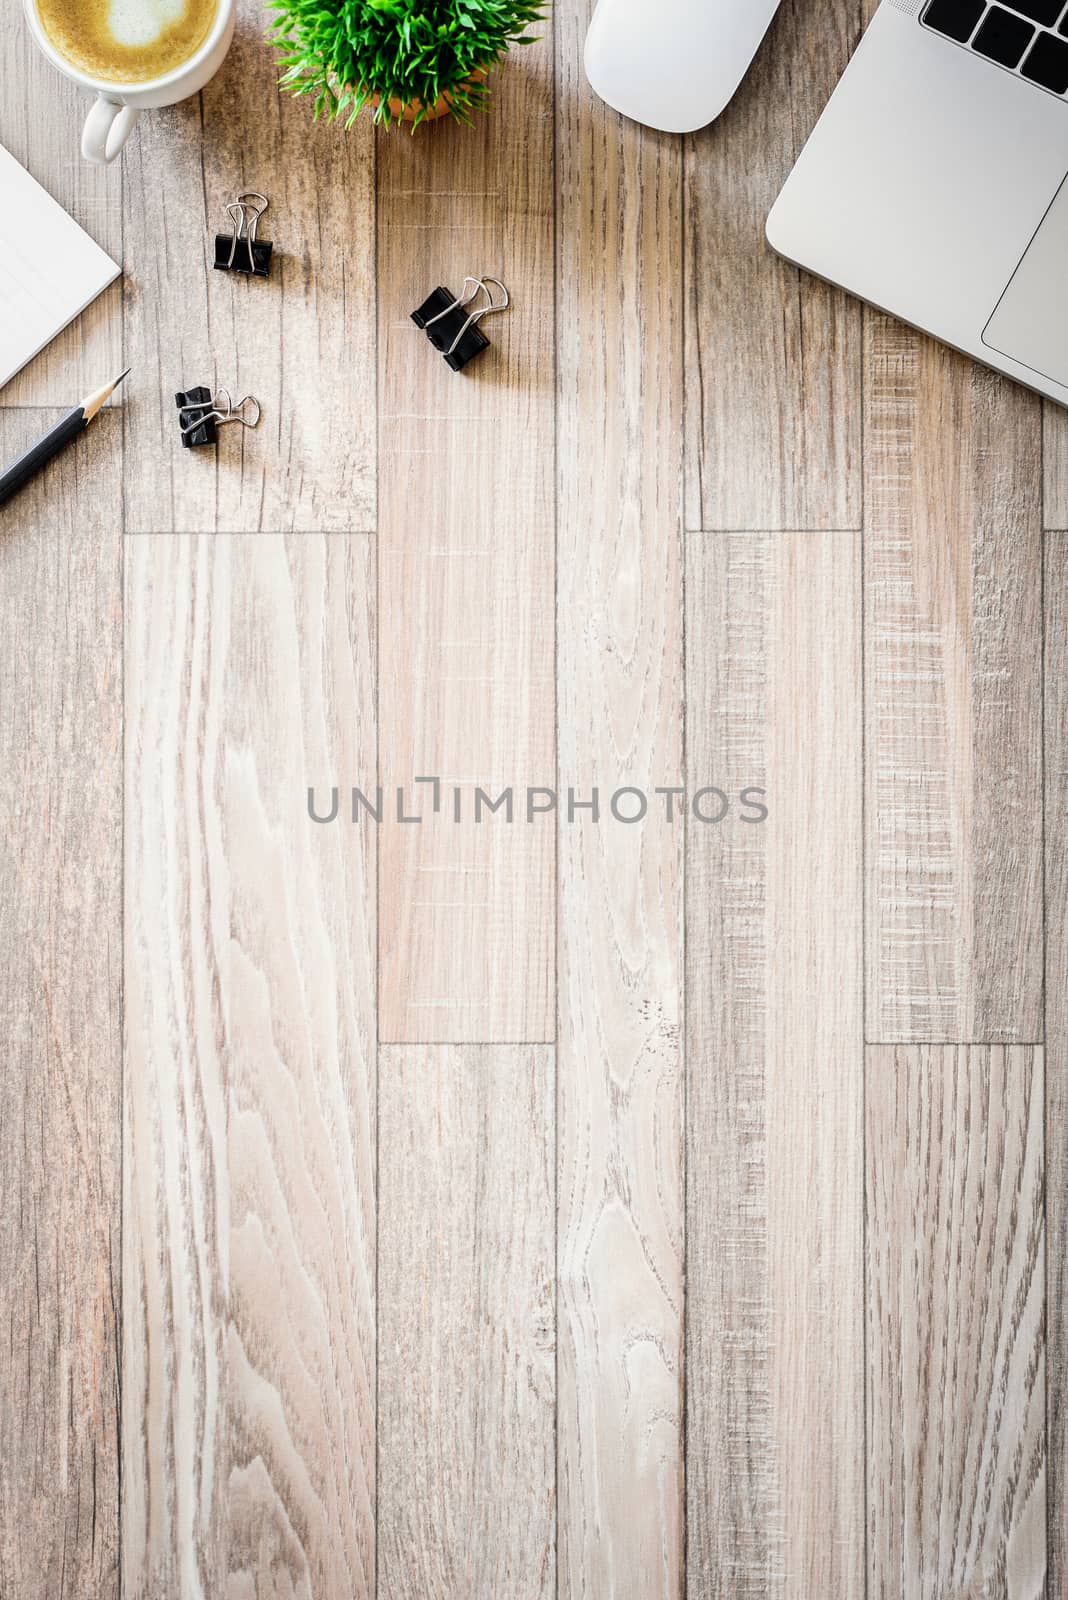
[80,368,131,420]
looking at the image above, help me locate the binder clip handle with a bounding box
[419,276,486,335]
[175,385,261,447]
[444,275,509,358]
[228,393,261,429]
[410,275,511,373]
[424,275,510,356]
[215,191,273,277]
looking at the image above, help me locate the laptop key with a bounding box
[1022,26,1068,86]
[1004,0,1062,24]
[922,0,986,42]
[973,4,1037,63]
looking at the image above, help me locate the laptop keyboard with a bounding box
[922,0,1068,94]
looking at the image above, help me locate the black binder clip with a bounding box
[175,386,261,448]
[214,192,272,278]
[411,276,510,372]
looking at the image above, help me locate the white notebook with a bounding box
[0,142,120,391]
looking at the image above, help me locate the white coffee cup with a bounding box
[22,0,236,165]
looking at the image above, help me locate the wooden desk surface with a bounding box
[1,0,1064,1595]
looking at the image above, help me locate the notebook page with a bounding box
[0,142,120,391]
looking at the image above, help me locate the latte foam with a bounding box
[38,0,217,82]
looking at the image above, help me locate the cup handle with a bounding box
[81,96,139,164]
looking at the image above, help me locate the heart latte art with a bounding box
[37,0,217,81]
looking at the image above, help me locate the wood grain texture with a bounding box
[376,39,555,1042]
[867,1045,1046,1599]
[123,534,376,1598]
[865,319,1044,1043]
[683,0,863,533]
[377,1045,555,1600]
[4,0,1066,1583]
[1043,408,1068,531]
[121,0,375,533]
[685,532,864,1600]
[0,411,122,1598]
[555,5,685,1593]
[1045,533,1068,1600]
[0,12,122,407]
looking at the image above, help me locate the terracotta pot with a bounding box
[365,67,488,125]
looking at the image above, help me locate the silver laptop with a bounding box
[767,0,1068,406]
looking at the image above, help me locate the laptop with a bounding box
[766,0,1068,406]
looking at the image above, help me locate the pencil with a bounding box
[0,369,129,508]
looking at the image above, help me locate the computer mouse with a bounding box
[583,0,783,134]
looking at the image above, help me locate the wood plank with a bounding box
[866,1044,1046,1598]
[683,0,863,532]
[123,534,376,1597]
[865,320,1044,1043]
[0,15,122,407]
[121,0,375,532]
[0,411,122,1598]
[377,1045,555,1599]
[555,5,684,1592]
[1046,533,1068,1600]
[685,532,864,1599]
[1043,407,1068,531]
[376,39,555,1042]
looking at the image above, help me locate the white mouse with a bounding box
[583,0,783,134]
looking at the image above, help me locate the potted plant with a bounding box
[269,0,547,129]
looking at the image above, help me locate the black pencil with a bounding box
[0,369,129,508]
